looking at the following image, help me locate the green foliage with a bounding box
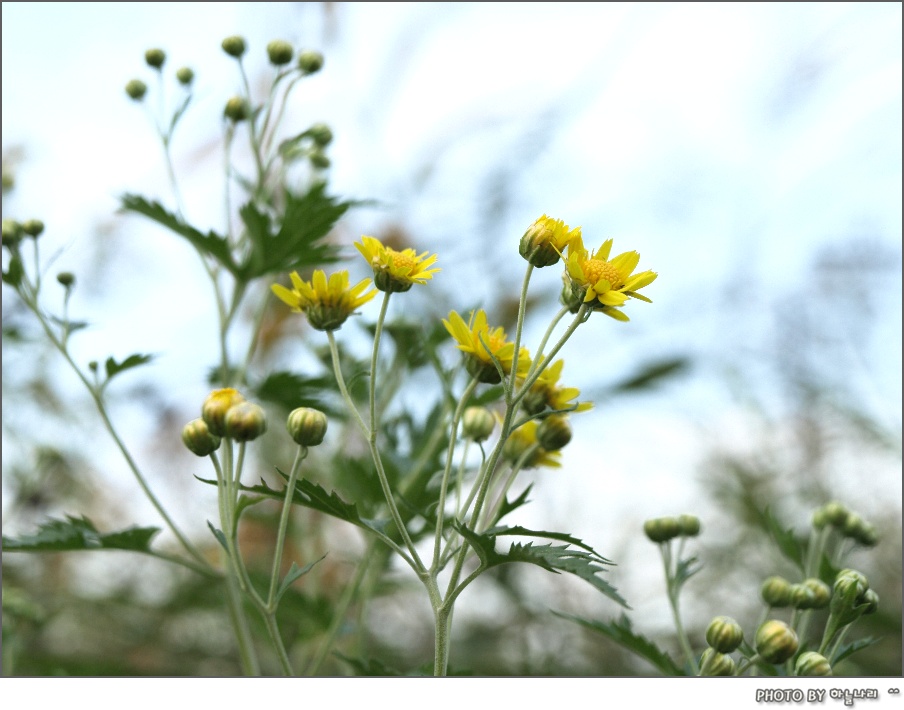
[2,252,24,287]
[761,506,806,572]
[104,353,154,384]
[3,515,159,553]
[254,370,338,415]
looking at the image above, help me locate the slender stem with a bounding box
[370,292,391,435]
[326,331,369,436]
[524,305,571,381]
[224,560,261,676]
[659,542,699,675]
[262,612,294,676]
[266,446,307,609]
[506,264,533,404]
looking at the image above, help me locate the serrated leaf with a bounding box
[488,525,610,560]
[495,484,532,522]
[555,611,685,676]
[254,370,338,415]
[2,515,159,553]
[762,507,805,571]
[120,194,240,275]
[206,520,228,551]
[104,353,154,382]
[832,636,880,665]
[275,557,325,604]
[673,555,702,591]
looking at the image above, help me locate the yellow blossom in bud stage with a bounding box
[519,214,581,268]
[795,651,832,677]
[182,418,222,457]
[502,420,561,469]
[287,407,328,447]
[201,388,246,437]
[443,309,531,384]
[271,269,376,331]
[563,235,657,321]
[755,620,799,664]
[699,648,736,676]
[224,401,268,442]
[519,358,592,415]
[354,235,440,293]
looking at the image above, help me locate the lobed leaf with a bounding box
[104,353,154,382]
[2,515,159,553]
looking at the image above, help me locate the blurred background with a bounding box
[2,2,901,675]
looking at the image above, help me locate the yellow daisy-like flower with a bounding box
[502,420,561,469]
[519,358,593,415]
[354,235,440,293]
[519,214,582,268]
[442,309,531,384]
[271,269,376,331]
[563,235,657,321]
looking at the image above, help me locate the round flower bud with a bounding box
[831,570,871,626]
[643,516,681,544]
[812,505,829,529]
[182,418,221,457]
[144,48,166,69]
[502,429,532,464]
[801,578,831,609]
[308,122,333,147]
[462,406,495,442]
[22,219,44,238]
[853,521,878,547]
[88,360,98,372]
[56,272,75,288]
[823,501,850,528]
[2,218,24,247]
[297,49,324,74]
[201,388,246,436]
[309,148,330,169]
[560,272,584,313]
[705,616,743,653]
[755,620,799,665]
[125,79,147,101]
[760,575,793,608]
[861,589,879,615]
[536,415,572,451]
[266,40,294,66]
[699,647,736,676]
[520,388,548,416]
[287,407,328,447]
[795,651,832,677]
[678,514,701,537]
[224,401,267,442]
[176,66,194,85]
[224,96,250,123]
[222,35,247,58]
[789,583,817,610]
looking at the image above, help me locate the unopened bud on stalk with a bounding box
[202,388,245,436]
[144,48,166,69]
[823,501,850,528]
[176,67,194,85]
[182,418,221,457]
[222,35,247,58]
[224,402,267,442]
[125,79,147,101]
[760,575,793,608]
[224,97,250,122]
[297,49,324,74]
[309,149,330,169]
[755,620,799,665]
[795,651,832,676]
[536,415,572,451]
[287,407,328,447]
[267,40,294,66]
[2,219,23,247]
[677,513,701,537]
[789,583,817,610]
[56,272,75,288]
[308,122,333,147]
[22,219,44,238]
[705,616,743,653]
[643,516,681,544]
[699,647,736,676]
[801,578,831,609]
[462,406,495,442]
[861,589,879,615]
[842,513,878,547]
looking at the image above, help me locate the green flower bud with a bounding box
[125,79,147,101]
[467,356,502,384]
[286,407,328,447]
[202,388,246,436]
[297,49,324,74]
[755,620,799,665]
[224,96,250,123]
[861,589,879,615]
[520,388,548,415]
[677,513,701,537]
[812,505,830,529]
[267,40,294,66]
[176,66,194,85]
[795,651,832,677]
[842,513,878,547]
[144,48,166,70]
[699,647,736,676]
[830,570,871,627]
[760,575,793,607]
[462,406,496,442]
[222,35,247,58]
[643,516,681,544]
[182,418,222,457]
[705,616,743,653]
[224,401,267,442]
[308,122,333,147]
[536,415,572,451]
[801,578,831,609]
[823,501,850,528]
[56,272,75,288]
[22,219,44,238]
[789,583,817,610]
[88,360,98,372]
[309,148,330,169]
[2,170,14,192]
[2,218,23,247]
[560,271,584,313]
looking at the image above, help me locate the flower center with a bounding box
[582,258,621,288]
[386,248,416,271]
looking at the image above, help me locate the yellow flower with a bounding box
[442,309,531,384]
[520,358,593,415]
[354,235,440,292]
[502,420,561,469]
[519,214,582,268]
[563,236,657,321]
[271,269,376,331]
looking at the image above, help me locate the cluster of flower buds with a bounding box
[699,615,743,675]
[220,34,323,75]
[2,218,44,248]
[124,48,194,101]
[830,569,878,626]
[642,514,700,543]
[182,389,267,456]
[812,501,878,546]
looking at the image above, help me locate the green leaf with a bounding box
[275,557,325,604]
[206,521,228,552]
[832,636,880,665]
[334,653,411,677]
[254,370,338,415]
[673,555,702,592]
[608,357,690,394]
[104,353,154,382]
[762,507,806,572]
[120,194,240,276]
[554,611,685,676]
[489,525,611,559]
[2,252,24,287]
[2,515,159,553]
[495,484,533,522]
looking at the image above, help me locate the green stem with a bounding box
[524,305,571,381]
[266,446,308,610]
[506,264,533,404]
[660,542,699,675]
